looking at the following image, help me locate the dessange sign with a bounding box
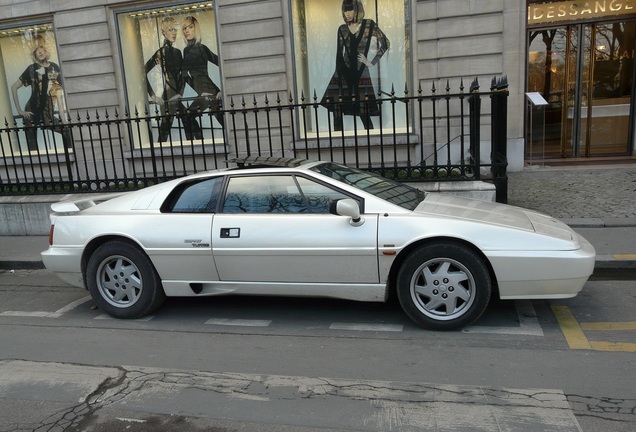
[528,0,635,25]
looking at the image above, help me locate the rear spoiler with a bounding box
[50,192,128,213]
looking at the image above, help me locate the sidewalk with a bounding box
[1,163,635,273]
[511,163,636,277]
[0,235,47,270]
[508,163,636,224]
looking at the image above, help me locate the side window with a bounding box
[162,177,223,213]
[296,177,352,213]
[223,175,307,213]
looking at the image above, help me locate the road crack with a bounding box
[31,366,128,432]
[567,393,636,423]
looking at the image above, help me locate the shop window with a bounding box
[291,0,410,135]
[116,2,223,148]
[0,24,71,155]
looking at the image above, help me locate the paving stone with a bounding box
[508,166,636,221]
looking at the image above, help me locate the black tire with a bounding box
[396,243,491,330]
[86,240,165,319]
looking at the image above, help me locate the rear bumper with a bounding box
[41,246,84,288]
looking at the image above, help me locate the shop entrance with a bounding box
[527,20,635,159]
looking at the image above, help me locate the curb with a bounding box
[0,261,45,270]
[595,255,636,268]
[560,218,636,228]
[592,258,636,280]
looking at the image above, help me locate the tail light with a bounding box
[48,225,55,246]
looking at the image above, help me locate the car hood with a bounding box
[416,193,574,240]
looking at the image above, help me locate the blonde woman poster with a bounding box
[10,34,72,151]
[145,16,202,142]
[181,15,224,129]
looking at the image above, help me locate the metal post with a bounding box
[490,76,509,204]
[468,78,481,180]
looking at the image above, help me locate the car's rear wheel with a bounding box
[86,241,165,319]
[397,243,491,330]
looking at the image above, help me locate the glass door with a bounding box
[527,27,571,158]
[581,21,634,156]
[527,20,634,159]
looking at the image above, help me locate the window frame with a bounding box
[220,172,363,214]
[161,175,224,213]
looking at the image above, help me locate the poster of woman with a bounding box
[145,16,202,142]
[320,0,390,131]
[10,34,72,151]
[293,0,407,134]
[117,5,222,146]
[181,16,224,129]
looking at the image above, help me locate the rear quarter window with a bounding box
[161,177,224,213]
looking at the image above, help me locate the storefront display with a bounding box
[527,0,635,159]
[0,24,70,153]
[116,2,222,146]
[292,0,409,134]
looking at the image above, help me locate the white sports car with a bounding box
[42,157,595,330]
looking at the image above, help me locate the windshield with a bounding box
[310,163,426,210]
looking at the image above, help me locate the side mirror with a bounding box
[330,198,365,227]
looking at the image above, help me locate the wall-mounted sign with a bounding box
[526,92,549,106]
[528,0,635,25]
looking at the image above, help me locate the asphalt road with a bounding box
[0,269,635,431]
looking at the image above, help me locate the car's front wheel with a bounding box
[86,241,165,319]
[397,243,491,330]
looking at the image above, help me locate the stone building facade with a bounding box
[0,0,633,172]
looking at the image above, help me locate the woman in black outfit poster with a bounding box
[181,16,224,129]
[321,0,390,131]
[11,35,72,151]
[145,16,201,142]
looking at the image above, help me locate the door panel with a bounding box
[212,213,379,283]
[584,22,634,156]
[136,214,217,281]
[564,25,581,157]
[528,28,570,158]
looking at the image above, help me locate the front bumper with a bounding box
[489,236,596,299]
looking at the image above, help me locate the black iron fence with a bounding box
[0,76,509,202]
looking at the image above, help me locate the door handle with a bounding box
[220,228,240,238]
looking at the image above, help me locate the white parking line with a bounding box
[48,296,92,318]
[0,311,53,317]
[205,318,272,327]
[462,300,544,336]
[330,323,404,332]
[116,418,146,424]
[1,298,543,337]
[0,296,92,318]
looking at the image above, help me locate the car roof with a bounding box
[227,156,320,170]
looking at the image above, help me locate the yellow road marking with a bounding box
[551,306,592,350]
[580,322,636,331]
[552,306,636,352]
[590,341,636,352]
[613,253,636,260]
